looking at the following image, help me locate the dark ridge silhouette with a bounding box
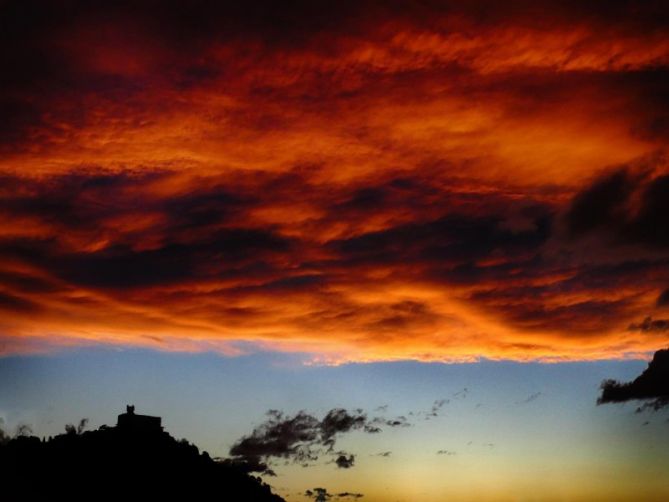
[598,348,669,411]
[0,405,285,501]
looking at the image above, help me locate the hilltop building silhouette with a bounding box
[117,405,163,432]
[0,405,285,501]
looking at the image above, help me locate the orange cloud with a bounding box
[1,1,668,361]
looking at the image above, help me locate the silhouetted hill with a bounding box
[0,407,285,501]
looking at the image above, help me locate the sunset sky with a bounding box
[1,1,668,500]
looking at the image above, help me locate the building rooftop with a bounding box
[117,405,163,432]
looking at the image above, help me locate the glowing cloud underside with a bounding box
[1,1,669,361]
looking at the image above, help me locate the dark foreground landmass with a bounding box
[0,407,285,502]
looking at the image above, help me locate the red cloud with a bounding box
[1,1,668,361]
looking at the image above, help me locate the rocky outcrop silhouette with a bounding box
[0,406,285,501]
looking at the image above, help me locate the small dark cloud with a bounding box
[405,398,450,420]
[305,488,331,502]
[219,457,276,476]
[372,451,392,457]
[516,392,542,405]
[453,388,469,399]
[229,410,320,470]
[229,407,404,472]
[382,416,411,427]
[598,348,669,410]
[305,488,363,501]
[367,414,411,430]
[436,450,456,456]
[427,399,449,417]
[320,409,367,450]
[335,454,355,469]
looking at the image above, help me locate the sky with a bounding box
[1,1,668,500]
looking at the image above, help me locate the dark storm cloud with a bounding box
[598,348,669,410]
[1,0,667,153]
[0,291,41,313]
[55,228,291,289]
[1,0,669,360]
[493,299,635,333]
[628,317,669,332]
[630,174,669,247]
[0,0,415,152]
[0,171,292,290]
[0,171,252,233]
[366,301,439,332]
[0,270,60,294]
[565,168,669,248]
[0,228,290,291]
[658,289,669,307]
[329,211,552,267]
[232,275,328,295]
[565,169,634,237]
[465,255,669,335]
